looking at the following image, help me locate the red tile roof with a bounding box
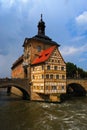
[32,45,56,65]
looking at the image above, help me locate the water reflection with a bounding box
[0,89,87,130]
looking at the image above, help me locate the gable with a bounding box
[46,48,66,65]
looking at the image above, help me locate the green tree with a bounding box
[66,62,87,78]
[66,62,77,78]
[77,67,87,78]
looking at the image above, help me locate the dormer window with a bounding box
[45,53,49,56]
[39,55,42,58]
[37,46,41,52]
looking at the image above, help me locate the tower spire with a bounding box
[37,14,45,35]
[41,14,42,21]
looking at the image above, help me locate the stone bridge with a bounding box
[0,78,31,99]
[67,78,87,91]
[66,78,87,96]
[0,78,87,100]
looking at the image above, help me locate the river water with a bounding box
[0,89,87,130]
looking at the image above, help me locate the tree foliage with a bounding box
[66,62,87,78]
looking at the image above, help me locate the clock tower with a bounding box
[23,15,59,80]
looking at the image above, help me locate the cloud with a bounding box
[0,0,15,8]
[70,35,85,42]
[61,46,78,56]
[76,11,87,25]
[60,44,87,70]
[0,0,28,6]
[61,44,87,56]
[75,11,87,35]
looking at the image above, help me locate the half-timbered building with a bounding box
[11,15,66,102]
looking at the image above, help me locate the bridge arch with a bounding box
[67,83,86,96]
[0,80,30,100]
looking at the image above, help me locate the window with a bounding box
[62,75,65,79]
[61,66,64,71]
[46,74,49,79]
[62,86,64,90]
[46,86,48,90]
[50,74,53,79]
[54,66,57,70]
[45,53,49,56]
[24,68,28,78]
[39,55,42,58]
[47,65,50,70]
[37,46,41,52]
[56,75,59,79]
[52,86,57,90]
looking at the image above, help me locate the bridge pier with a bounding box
[23,90,30,100]
[7,86,11,94]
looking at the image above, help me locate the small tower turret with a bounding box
[37,14,45,35]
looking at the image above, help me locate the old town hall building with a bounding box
[11,15,66,102]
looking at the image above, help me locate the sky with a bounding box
[0,0,87,77]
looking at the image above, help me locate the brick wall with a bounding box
[11,63,24,78]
